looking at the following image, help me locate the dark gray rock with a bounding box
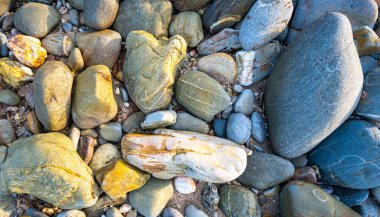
[68,9,80,26]
[290,154,308,168]
[84,0,118,30]
[251,112,266,143]
[308,120,380,189]
[238,152,294,190]
[357,198,380,217]
[356,69,380,121]
[0,32,9,57]
[170,112,209,134]
[226,113,251,144]
[334,187,369,207]
[360,56,378,77]
[122,112,145,133]
[0,0,14,17]
[0,89,20,105]
[213,118,227,138]
[265,13,363,159]
[197,28,241,55]
[202,182,219,211]
[42,33,75,57]
[171,0,211,11]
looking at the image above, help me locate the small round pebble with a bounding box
[233,84,244,93]
[174,176,196,194]
[63,22,73,32]
[119,204,132,213]
[89,143,121,172]
[226,113,252,144]
[106,207,123,217]
[234,89,255,115]
[98,122,123,142]
[251,112,267,143]
[163,207,183,217]
[213,118,227,138]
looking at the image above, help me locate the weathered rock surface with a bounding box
[68,47,84,73]
[42,33,74,57]
[0,0,14,17]
[8,35,47,68]
[0,195,17,217]
[169,11,204,47]
[0,58,33,88]
[121,129,247,183]
[197,53,237,84]
[84,0,118,30]
[89,143,121,173]
[171,0,211,11]
[197,28,241,55]
[354,26,380,56]
[0,119,15,145]
[141,110,177,129]
[356,69,380,120]
[0,89,20,105]
[170,112,209,134]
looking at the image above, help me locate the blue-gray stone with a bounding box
[121,88,129,102]
[318,184,334,195]
[185,205,207,217]
[141,110,177,130]
[63,22,73,32]
[122,112,145,133]
[0,32,9,57]
[68,9,79,26]
[357,198,380,217]
[233,84,244,93]
[265,12,363,159]
[170,112,209,134]
[26,208,49,217]
[290,154,307,168]
[163,207,183,217]
[371,186,380,203]
[360,56,378,77]
[250,112,266,143]
[98,122,123,142]
[0,194,17,217]
[234,89,254,116]
[57,210,86,217]
[334,187,369,207]
[308,120,380,189]
[213,118,227,138]
[226,113,251,144]
[356,69,380,121]
[222,105,233,119]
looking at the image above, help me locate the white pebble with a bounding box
[236,51,255,86]
[174,176,196,194]
[119,204,132,213]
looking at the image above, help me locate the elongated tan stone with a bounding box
[121,129,247,183]
[7,35,47,68]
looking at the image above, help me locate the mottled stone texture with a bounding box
[84,0,118,30]
[171,0,211,11]
[0,0,14,17]
[356,69,380,120]
[8,35,47,68]
[0,58,33,88]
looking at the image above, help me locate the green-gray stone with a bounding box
[14,3,60,38]
[170,112,209,134]
[121,112,146,133]
[0,0,14,17]
[0,133,100,209]
[123,30,187,114]
[72,65,118,129]
[171,0,211,11]
[0,146,7,167]
[169,11,204,47]
[129,178,173,217]
[84,0,118,30]
[33,61,73,131]
[0,89,20,105]
[175,71,231,122]
[219,185,261,217]
[68,0,83,10]
[97,122,123,142]
[0,195,17,217]
[0,119,15,145]
[280,181,361,217]
[68,48,84,73]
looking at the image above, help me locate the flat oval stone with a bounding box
[169,112,209,134]
[280,181,361,217]
[122,112,145,133]
[265,12,363,158]
[42,33,74,57]
[13,3,60,38]
[141,110,177,130]
[213,118,227,138]
[197,53,237,84]
[121,129,247,183]
[356,69,380,120]
[234,89,254,116]
[308,120,380,189]
[251,112,267,143]
[0,119,15,145]
[98,122,123,142]
[0,89,20,105]
[84,0,118,30]
[89,143,121,173]
[33,61,73,131]
[240,0,293,50]
[174,176,196,194]
[169,11,204,47]
[8,35,47,68]
[334,187,369,207]
[226,113,251,145]
[0,0,14,17]
[238,152,294,190]
[0,58,33,88]
[175,71,231,122]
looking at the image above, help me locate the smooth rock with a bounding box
[80,129,98,138]
[233,84,244,93]
[68,9,80,26]
[175,71,231,122]
[69,124,80,150]
[129,178,173,217]
[0,119,15,145]
[371,186,380,203]
[68,0,83,10]
[226,113,251,145]
[122,112,145,133]
[42,33,74,57]
[203,0,256,33]
[0,133,100,209]
[33,61,73,131]
[8,35,47,68]
[68,47,84,72]
[83,194,124,217]
[290,154,308,168]
[0,58,33,88]
[234,89,254,115]
[197,28,241,55]
[357,198,380,217]
[26,208,49,217]
[0,194,17,217]
[0,32,9,57]
[121,129,247,183]
[308,120,380,189]
[334,187,369,207]
[169,112,209,134]
[0,89,20,105]
[114,0,173,39]
[213,118,227,138]
[98,122,123,142]
[163,207,183,217]
[203,182,219,211]
[106,207,123,217]
[13,3,60,38]
[0,146,7,167]
[89,143,121,173]
[27,111,42,135]
[197,53,237,84]
[84,0,118,30]
[119,204,132,214]
[63,22,73,33]
[361,56,379,77]
[169,11,204,47]
[174,176,196,194]
[354,26,380,56]
[72,65,118,129]
[238,152,295,190]
[141,110,177,129]
[265,13,363,158]
[0,0,14,17]
[78,136,96,164]
[185,205,207,217]
[77,30,121,69]
[171,0,211,11]
[356,69,380,120]
[219,185,261,217]
[124,31,187,114]
[280,181,361,217]
[251,112,267,143]
[57,210,86,217]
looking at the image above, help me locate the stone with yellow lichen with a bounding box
[354,26,380,56]
[96,159,150,201]
[7,35,47,68]
[0,133,101,209]
[123,30,187,114]
[121,129,247,183]
[0,58,33,88]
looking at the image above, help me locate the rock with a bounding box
[106,207,123,217]
[83,194,124,217]
[233,84,244,93]
[83,0,118,30]
[13,3,60,38]
[69,124,80,150]
[96,159,150,201]
[170,112,209,134]
[236,41,283,86]
[124,31,186,114]
[163,207,183,217]
[203,0,256,33]
[76,30,121,69]
[290,166,317,184]
[81,129,98,138]
[197,53,236,84]
[356,69,380,120]
[265,13,363,159]
[141,110,177,129]
[203,182,219,211]
[175,71,231,122]
[27,111,42,135]
[63,23,73,33]
[362,56,379,77]
[78,136,96,164]
[122,112,145,133]
[0,32,9,57]
[371,186,380,203]
[68,47,84,72]
[0,146,7,167]
[169,11,204,47]
[279,181,361,217]
[240,0,293,50]
[0,0,14,17]
[174,176,196,194]
[0,195,17,217]
[213,118,227,138]
[119,204,132,213]
[290,154,308,168]
[114,0,173,39]
[89,143,121,173]
[0,89,20,105]
[72,65,118,129]
[197,28,241,55]
[0,58,33,88]
[234,89,254,116]
[0,133,100,209]
[334,187,369,207]
[68,9,79,26]
[26,208,49,217]
[57,210,86,217]
[98,122,123,142]
[129,178,173,217]
[238,152,295,190]
[354,26,380,56]
[8,35,47,68]
[288,0,378,42]
[68,0,83,10]
[357,198,380,217]
[0,119,15,145]
[251,112,267,143]
[185,205,207,217]
[33,61,73,131]
[171,0,211,11]
[126,210,137,217]
[42,33,74,57]
[219,185,261,217]
[308,120,380,189]
[226,113,251,145]
[121,129,247,183]
[1,14,13,32]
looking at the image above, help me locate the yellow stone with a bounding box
[354,26,380,56]
[0,58,33,88]
[7,35,47,68]
[96,159,150,201]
